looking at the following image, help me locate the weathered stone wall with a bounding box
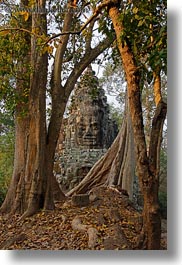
[55,148,107,191]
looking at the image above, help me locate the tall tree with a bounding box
[0,0,32,214]
[0,0,114,217]
[108,0,167,249]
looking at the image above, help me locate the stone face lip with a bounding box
[72,194,90,207]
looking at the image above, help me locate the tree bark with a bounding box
[120,110,135,197]
[0,113,29,214]
[153,70,162,107]
[152,71,164,180]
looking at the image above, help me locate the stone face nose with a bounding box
[84,126,93,138]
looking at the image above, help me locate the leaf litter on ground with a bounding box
[0,187,167,250]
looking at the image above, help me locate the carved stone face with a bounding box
[76,104,103,148]
[62,69,117,150]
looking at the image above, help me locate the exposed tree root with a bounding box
[0,233,27,250]
[71,216,98,249]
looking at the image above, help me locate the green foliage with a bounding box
[0,108,14,134]
[0,129,14,205]
[99,61,126,113]
[158,191,167,219]
[160,146,167,177]
[109,103,123,128]
[0,104,15,205]
[159,144,167,194]
[0,10,31,114]
[120,0,167,76]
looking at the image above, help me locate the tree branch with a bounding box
[44,0,120,45]
[64,34,115,98]
[0,27,43,39]
[149,100,167,179]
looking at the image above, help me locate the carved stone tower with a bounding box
[55,66,118,191]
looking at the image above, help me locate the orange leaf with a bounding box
[19,11,30,22]
[0,30,10,36]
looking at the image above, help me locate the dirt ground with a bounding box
[0,187,167,250]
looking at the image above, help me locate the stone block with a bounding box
[72,194,89,207]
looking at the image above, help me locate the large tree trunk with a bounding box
[0,112,29,214]
[120,111,135,197]
[108,3,167,249]
[0,0,53,217]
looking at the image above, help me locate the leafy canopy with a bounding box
[120,0,167,75]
